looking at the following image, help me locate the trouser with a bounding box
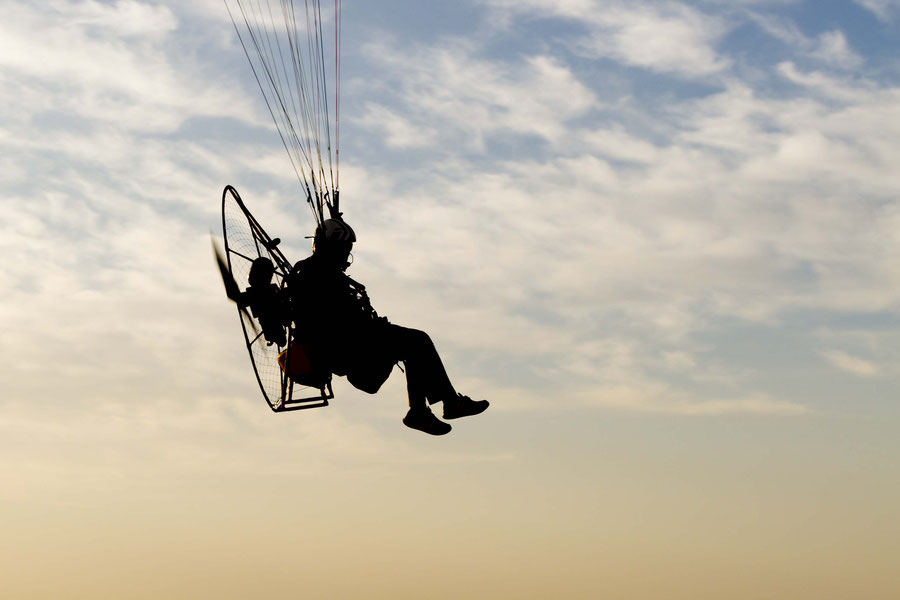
[342,324,456,408]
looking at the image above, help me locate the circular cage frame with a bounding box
[221,185,333,412]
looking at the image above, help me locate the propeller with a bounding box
[211,236,258,334]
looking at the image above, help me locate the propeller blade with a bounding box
[212,238,242,302]
[211,236,259,334]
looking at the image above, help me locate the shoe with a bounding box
[442,394,489,420]
[403,407,452,436]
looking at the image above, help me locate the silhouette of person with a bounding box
[286,218,488,435]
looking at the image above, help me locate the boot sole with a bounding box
[443,402,489,420]
[403,417,452,436]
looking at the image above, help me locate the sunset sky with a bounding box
[2,1,899,598]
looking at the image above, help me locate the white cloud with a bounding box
[355,39,597,153]
[853,0,900,21]
[582,3,730,76]
[65,0,178,38]
[582,126,662,164]
[748,14,862,70]
[5,0,900,423]
[355,103,436,148]
[821,350,879,377]
[486,0,730,77]
[0,0,258,134]
[344,7,900,414]
[776,61,868,103]
[811,31,863,69]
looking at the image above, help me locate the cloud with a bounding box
[0,0,258,134]
[663,351,697,371]
[0,2,290,416]
[5,0,900,423]
[776,62,868,102]
[485,0,731,77]
[355,103,437,148]
[65,0,177,38]
[579,3,731,76]
[747,13,862,70]
[821,350,879,377]
[810,31,863,69]
[357,37,597,152]
[344,4,900,414]
[574,382,810,415]
[853,0,900,21]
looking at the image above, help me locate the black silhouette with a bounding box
[219,6,487,433]
[217,186,488,435]
[291,218,488,435]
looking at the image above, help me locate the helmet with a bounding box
[314,218,356,251]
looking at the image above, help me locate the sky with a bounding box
[2,0,900,598]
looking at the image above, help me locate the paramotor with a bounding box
[219,185,333,411]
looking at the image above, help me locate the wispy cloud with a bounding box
[810,30,863,69]
[853,0,900,21]
[750,14,863,69]
[347,3,900,414]
[821,350,879,377]
[354,103,437,148]
[0,1,257,134]
[358,37,597,151]
[4,0,900,425]
[485,0,731,77]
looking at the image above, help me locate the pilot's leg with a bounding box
[383,325,456,407]
[379,325,456,435]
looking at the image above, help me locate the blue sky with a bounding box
[2,1,900,597]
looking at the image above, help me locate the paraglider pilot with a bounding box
[279,217,489,435]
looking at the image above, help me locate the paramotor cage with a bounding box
[221,185,333,412]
